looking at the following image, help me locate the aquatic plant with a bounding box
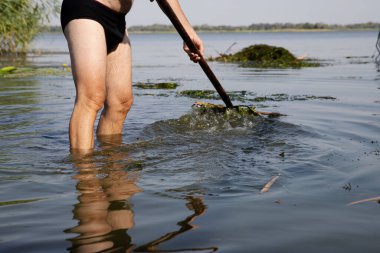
[193,101,260,116]
[209,44,321,68]
[192,101,283,118]
[178,89,336,102]
[177,90,254,102]
[253,94,336,102]
[0,0,59,54]
[134,82,179,89]
[177,90,218,99]
[0,66,70,78]
[0,66,17,75]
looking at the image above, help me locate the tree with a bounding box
[0,0,59,54]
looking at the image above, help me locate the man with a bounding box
[61,0,204,151]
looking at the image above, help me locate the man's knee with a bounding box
[121,97,134,115]
[76,87,107,112]
[106,95,133,115]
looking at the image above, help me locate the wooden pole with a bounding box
[153,0,234,108]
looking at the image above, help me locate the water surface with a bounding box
[0,31,379,252]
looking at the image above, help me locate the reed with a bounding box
[0,0,59,54]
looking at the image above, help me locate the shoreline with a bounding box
[128,28,379,34]
[42,22,380,34]
[41,28,379,35]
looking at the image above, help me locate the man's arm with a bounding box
[166,0,204,62]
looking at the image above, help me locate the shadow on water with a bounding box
[65,136,218,253]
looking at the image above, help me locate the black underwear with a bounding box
[61,0,127,53]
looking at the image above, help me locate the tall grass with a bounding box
[0,0,59,54]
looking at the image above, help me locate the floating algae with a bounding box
[253,94,336,102]
[134,82,179,90]
[0,66,70,78]
[209,44,321,68]
[178,90,257,103]
[178,90,336,103]
[177,90,219,99]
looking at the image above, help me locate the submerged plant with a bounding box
[0,0,59,54]
[209,44,321,68]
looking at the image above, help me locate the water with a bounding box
[1,31,379,252]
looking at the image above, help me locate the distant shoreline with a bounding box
[127,28,379,34]
[43,22,380,34]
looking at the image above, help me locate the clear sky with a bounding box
[125,0,380,26]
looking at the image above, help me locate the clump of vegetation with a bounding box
[134,82,179,90]
[209,44,321,68]
[192,101,283,118]
[0,0,59,54]
[193,101,260,116]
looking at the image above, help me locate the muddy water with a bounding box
[0,31,379,252]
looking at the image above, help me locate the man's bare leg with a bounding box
[64,19,108,151]
[96,32,133,137]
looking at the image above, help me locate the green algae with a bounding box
[178,90,335,102]
[253,94,336,102]
[134,82,179,90]
[135,93,170,97]
[209,44,321,68]
[177,90,217,99]
[177,90,253,102]
[192,101,284,118]
[0,66,70,78]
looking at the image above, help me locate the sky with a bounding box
[51,0,380,26]
[125,0,380,26]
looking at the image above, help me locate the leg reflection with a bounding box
[67,137,217,252]
[66,145,142,253]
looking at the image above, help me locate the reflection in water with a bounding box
[66,136,217,253]
[66,136,141,253]
[134,196,218,253]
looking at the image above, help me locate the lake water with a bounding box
[0,31,379,252]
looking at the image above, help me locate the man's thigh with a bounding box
[105,32,133,104]
[64,19,108,96]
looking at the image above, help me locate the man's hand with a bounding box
[183,33,204,63]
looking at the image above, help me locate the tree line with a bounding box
[43,22,380,34]
[127,22,380,33]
